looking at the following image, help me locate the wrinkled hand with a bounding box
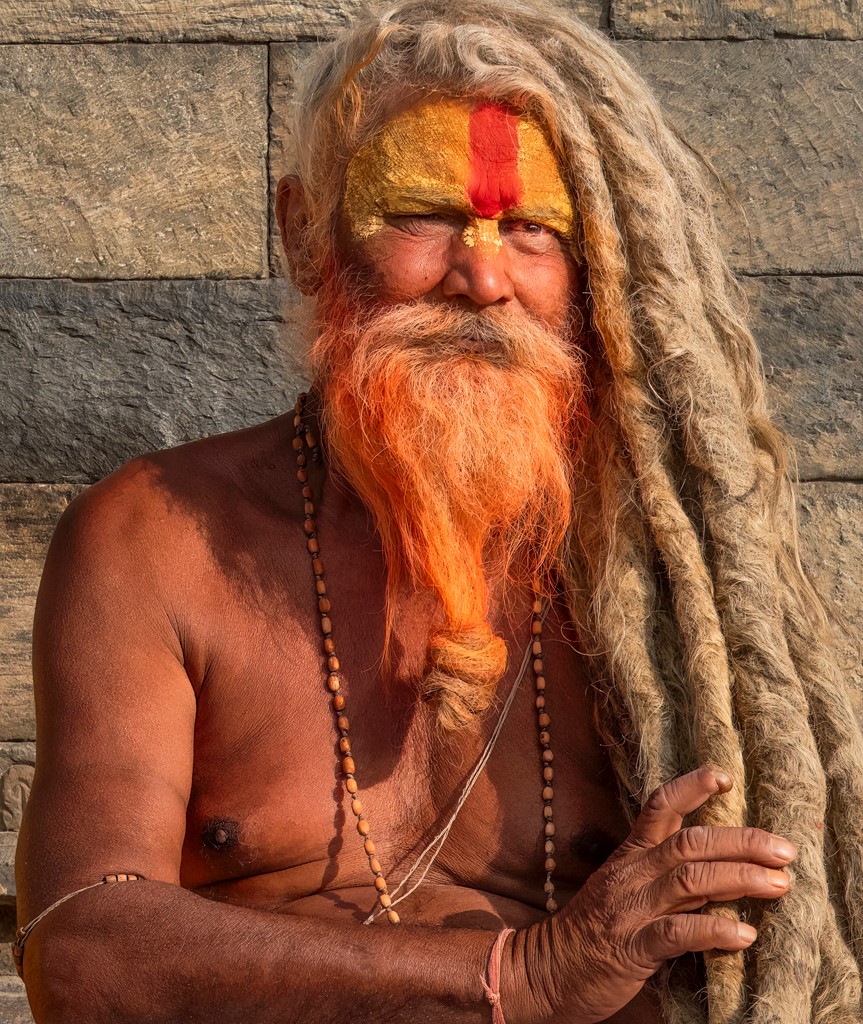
[513,767,796,1023]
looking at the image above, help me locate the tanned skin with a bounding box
[15,148,797,1023]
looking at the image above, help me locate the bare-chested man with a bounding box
[16,1,863,1021]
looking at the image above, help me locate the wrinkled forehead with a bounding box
[343,96,574,236]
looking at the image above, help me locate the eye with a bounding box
[387,212,464,235]
[500,218,563,254]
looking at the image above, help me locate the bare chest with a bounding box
[178,559,631,921]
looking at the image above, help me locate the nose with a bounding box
[441,224,516,307]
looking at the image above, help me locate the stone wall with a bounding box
[1,1,861,1018]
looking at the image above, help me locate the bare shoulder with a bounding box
[51,411,301,583]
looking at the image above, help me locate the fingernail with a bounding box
[737,923,757,943]
[768,870,790,889]
[712,770,731,790]
[770,837,796,860]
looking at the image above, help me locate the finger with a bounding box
[648,860,791,915]
[649,825,797,873]
[621,767,733,851]
[634,914,757,968]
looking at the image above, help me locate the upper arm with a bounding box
[16,460,198,922]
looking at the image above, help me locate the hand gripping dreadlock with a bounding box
[285,2,863,1020]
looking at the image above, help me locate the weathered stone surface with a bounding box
[0,279,308,483]
[750,276,863,480]
[612,0,862,40]
[797,483,863,693]
[624,40,863,274]
[0,0,606,43]
[0,486,84,742]
[2,275,858,482]
[0,745,36,833]
[0,833,17,904]
[0,44,268,279]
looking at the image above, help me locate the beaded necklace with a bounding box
[292,392,558,924]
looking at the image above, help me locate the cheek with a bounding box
[514,251,581,329]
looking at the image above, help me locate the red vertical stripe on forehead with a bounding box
[467,102,523,219]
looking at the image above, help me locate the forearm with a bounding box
[24,880,502,1024]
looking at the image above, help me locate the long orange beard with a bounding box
[310,285,584,730]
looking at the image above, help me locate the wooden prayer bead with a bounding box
[316,580,327,595]
[542,749,553,763]
[337,715,349,731]
[535,676,546,691]
[333,694,346,711]
[533,659,543,673]
[378,892,392,908]
[318,597,332,613]
[357,818,370,837]
[543,805,554,820]
[364,839,376,856]
[292,437,303,451]
[346,777,358,794]
[297,453,307,467]
[538,712,550,727]
[342,756,356,775]
[327,674,340,692]
[307,536,318,553]
[542,786,554,800]
[297,469,308,483]
[539,730,550,746]
[324,638,335,654]
[312,557,324,575]
[535,695,546,709]
[303,520,315,535]
[545,858,556,872]
[321,616,333,635]
[339,737,351,754]
[545,823,556,837]
[386,910,401,925]
[374,876,387,892]
[546,899,558,913]
[545,840,555,854]
[543,766,554,782]
[302,485,313,500]
[531,620,542,635]
[351,799,363,816]
[328,655,340,671]
[369,857,382,874]
[544,881,555,894]
[532,640,542,656]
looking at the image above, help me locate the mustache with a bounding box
[342,299,581,368]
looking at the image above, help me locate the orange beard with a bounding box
[310,283,584,730]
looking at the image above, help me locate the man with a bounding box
[15,0,863,1021]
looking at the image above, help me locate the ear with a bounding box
[275,174,323,295]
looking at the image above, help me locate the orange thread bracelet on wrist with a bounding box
[481,927,516,1023]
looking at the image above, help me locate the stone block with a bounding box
[0,486,84,742]
[0,0,606,43]
[0,278,308,483]
[748,276,863,480]
[624,40,863,274]
[797,483,863,628]
[2,274,858,483]
[0,833,17,905]
[612,0,862,40]
[0,44,268,279]
[0,746,36,833]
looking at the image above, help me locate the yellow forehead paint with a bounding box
[343,96,574,256]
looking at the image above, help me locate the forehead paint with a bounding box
[467,102,522,220]
[343,97,574,255]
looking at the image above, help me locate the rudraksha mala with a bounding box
[292,392,558,921]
